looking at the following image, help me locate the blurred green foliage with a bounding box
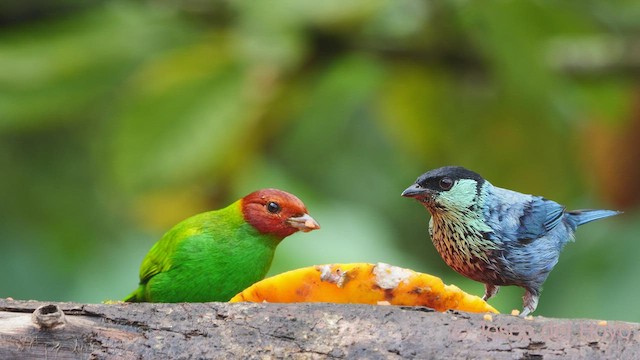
[1,0,639,321]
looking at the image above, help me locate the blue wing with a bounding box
[516,198,565,241]
[484,187,566,243]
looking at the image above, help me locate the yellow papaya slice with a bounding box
[229,263,497,314]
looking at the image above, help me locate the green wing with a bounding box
[138,229,184,285]
[124,200,247,302]
[123,222,200,302]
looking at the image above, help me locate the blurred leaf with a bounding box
[0,2,194,132]
[575,79,634,123]
[456,0,597,121]
[378,64,453,161]
[111,38,257,191]
[276,54,385,185]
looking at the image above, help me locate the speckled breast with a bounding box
[429,219,504,285]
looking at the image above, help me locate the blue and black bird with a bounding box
[402,166,620,316]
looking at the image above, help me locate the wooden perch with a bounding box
[0,299,638,359]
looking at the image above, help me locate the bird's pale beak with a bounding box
[287,214,320,232]
[401,184,430,198]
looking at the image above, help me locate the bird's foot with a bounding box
[520,290,539,317]
[482,284,500,301]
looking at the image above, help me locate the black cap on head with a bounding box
[402,166,486,198]
[415,166,484,189]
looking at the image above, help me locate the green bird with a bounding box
[124,188,320,303]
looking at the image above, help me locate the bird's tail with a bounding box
[567,209,621,228]
[123,285,145,302]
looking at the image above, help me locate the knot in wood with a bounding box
[32,304,66,330]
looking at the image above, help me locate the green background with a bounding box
[1,0,639,321]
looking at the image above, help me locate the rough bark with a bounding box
[0,299,638,359]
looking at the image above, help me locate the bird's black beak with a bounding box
[401,184,429,198]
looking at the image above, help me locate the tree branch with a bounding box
[0,299,638,359]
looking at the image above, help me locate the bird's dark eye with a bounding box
[439,177,453,190]
[266,202,281,214]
